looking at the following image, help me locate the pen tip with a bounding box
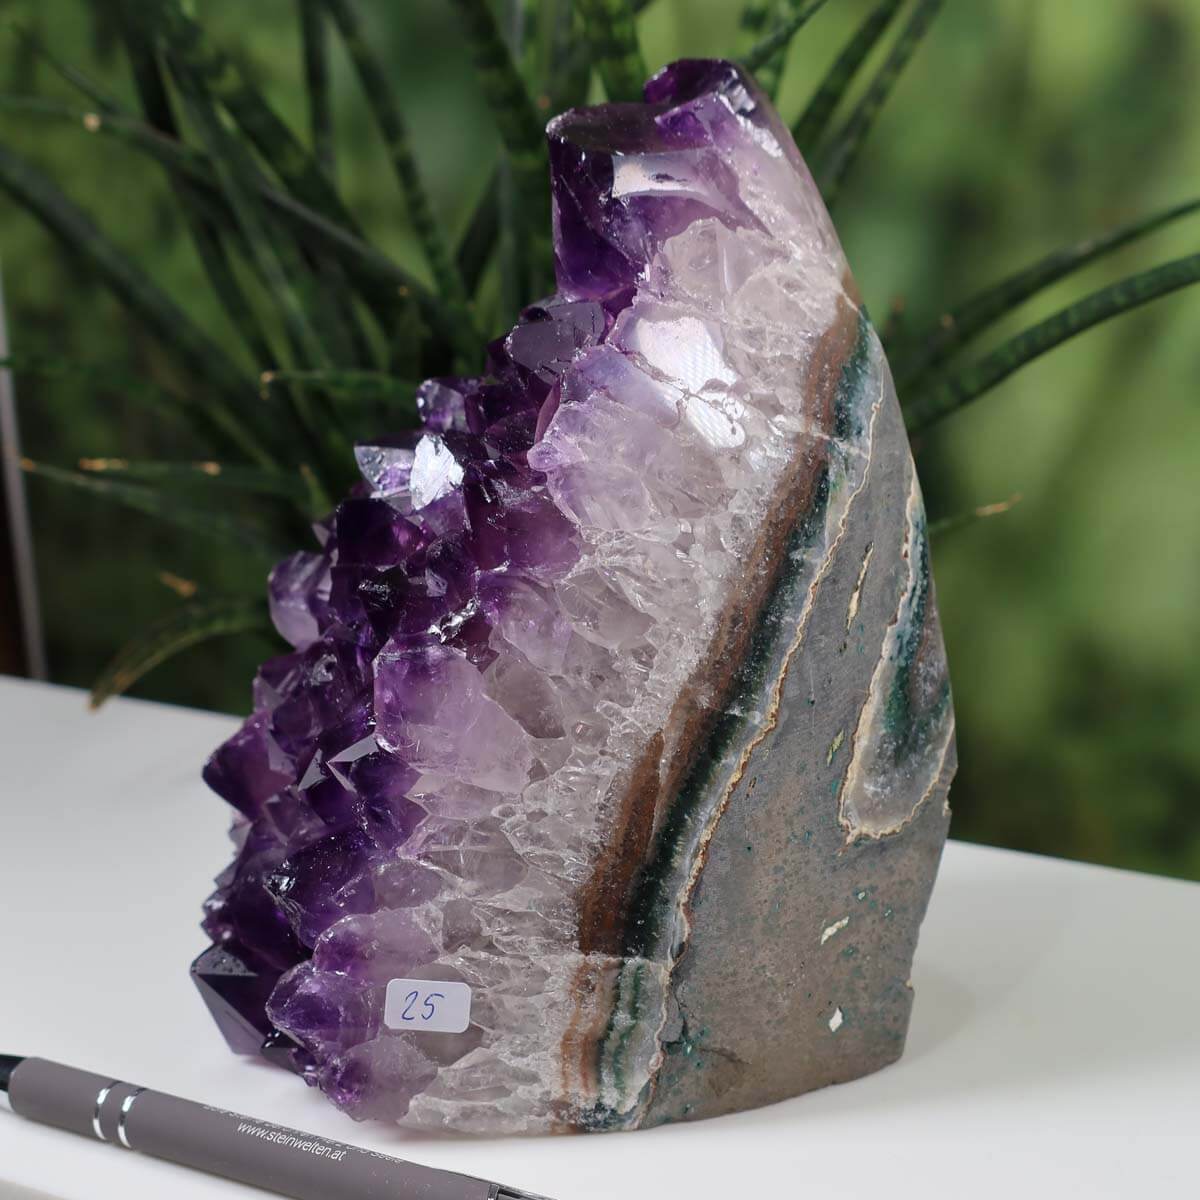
[0,1055,23,1094]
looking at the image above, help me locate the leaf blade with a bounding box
[299,0,336,177]
[150,0,332,375]
[449,0,543,160]
[449,0,551,311]
[321,0,475,341]
[0,143,271,465]
[149,0,353,229]
[544,0,594,113]
[892,195,1200,388]
[7,23,122,111]
[928,493,1023,540]
[22,459,287,554]
[791,0,906,155]
[456,169,501,295]
[815,0,945,206]
[0,95,462,353]
[171,0,380,365]
[111,7,281,371]
[743,0,832,74]
[0,350,192,418]
[576,0,648,103]
[261,367,420,401]
[76,457,311,503]
[905,253,1200,434]
[91,595,272,706]
[262,368,420,440]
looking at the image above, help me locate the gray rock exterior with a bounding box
[633,305,953,1127]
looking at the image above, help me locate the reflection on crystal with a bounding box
[191,941,280,1057]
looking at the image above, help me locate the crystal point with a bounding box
[191,941,281,1057]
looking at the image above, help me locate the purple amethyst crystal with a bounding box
[195,60,954,1132]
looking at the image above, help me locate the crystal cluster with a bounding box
[194,60,955,1133]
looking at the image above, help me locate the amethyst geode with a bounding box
[193,60,955,1133]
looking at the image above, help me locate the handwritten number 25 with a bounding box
[400,989,446,1022]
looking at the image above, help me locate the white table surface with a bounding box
[0,674,1196,1199]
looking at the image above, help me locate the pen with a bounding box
[1,1054,550,1200]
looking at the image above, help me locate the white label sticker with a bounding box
[383,979,472,1034]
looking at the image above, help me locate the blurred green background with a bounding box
[1,1,1197,878]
